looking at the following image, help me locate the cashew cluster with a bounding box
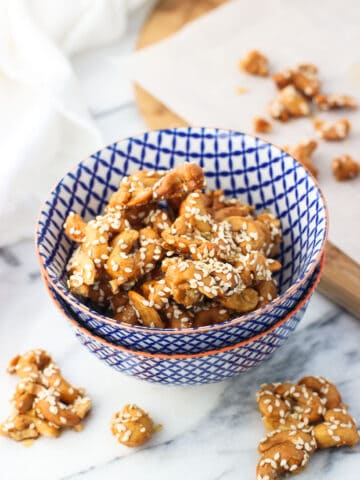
[256,376,359,480]
[64,164,282,329]
[111,404,158,447]
[0,350,91,442]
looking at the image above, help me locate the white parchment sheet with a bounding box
[128,0,360,261]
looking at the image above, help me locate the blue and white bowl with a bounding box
[37,128,328,354]
[46,259,323,386]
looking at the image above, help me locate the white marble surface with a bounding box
[1,5,360,480]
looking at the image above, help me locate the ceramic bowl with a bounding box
[37,128,327,354]
[46,257,323,386]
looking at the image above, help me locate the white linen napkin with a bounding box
[0,0,147,246]
[128,0,360,262]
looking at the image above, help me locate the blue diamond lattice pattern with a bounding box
[50,286,308,386]
[37,128,326,355]
[69,262,319,353]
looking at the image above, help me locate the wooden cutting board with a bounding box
[134,0,228,129]
[134,0,360,319]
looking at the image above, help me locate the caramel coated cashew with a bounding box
[124,204,154,230]
[33,415,60,438]
[207,189,228,210]
[258,428,316,455]
[164,302,194,329]
[13,380,43,413]
[204,188,242,210]
[274,383,324,424]
[298,376,341,410]
[161,192,221,260]
[0,414,40,441]
[213,204,255,221]
[253,117,272,134]
[83,220,111,265]
[110,289,129,314]
[257,386,291,426]
[128,291,165,328]
[193,305,231,327]
[107,227,163,293]
[108,170,164,208]
[164,259,204,307]
[143,208,172,235]
[289,64,320,98]
[141,278,171,310]
[35,395,81,428]
[111,404,156,448]
[257,280,278,307]
[108,164,204,208]
[41,363,80,404]
[164,258,243,307]
[65,208,126,284]
[154,163,205,201]
[324,408,356,426]
[99,209,127,233]
[106,230,141,289]
[256,442,310,480]
[8,349,51,379]
[67,247,96,296]
[113,302,139,325]
[273,63,320,98]
[332,154,360,182]
[313,118,351,141]
[256,212,282,257]
[64,212,86,243]
[263,414,313,433]
[72,396,92,420]
[278,85,311,117]
[257,382,324,432]
[110,229,139,251]
[268,97,290,122]
[240,49,269,76]
[219,288,259,313]
[135,227,164,276]
[162,228,219,261]
[178,191,213,233]
[87,275,114,306]
[314,408,359,449]
[314,94,357,111]
[225,216,266,253]
[244,251,274,282]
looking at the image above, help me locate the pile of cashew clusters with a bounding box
[0,349,91,442]
[64,163,282,328]
[256,376,359,479]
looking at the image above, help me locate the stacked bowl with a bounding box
[36,127,327,385]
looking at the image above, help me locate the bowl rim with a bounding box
[45,254,324,360]
[36,127,329,336]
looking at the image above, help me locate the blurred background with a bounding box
[0,0,152,246]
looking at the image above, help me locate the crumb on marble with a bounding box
[332,154,360,181]
[253,117,272,134]
[240,50,269,76]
